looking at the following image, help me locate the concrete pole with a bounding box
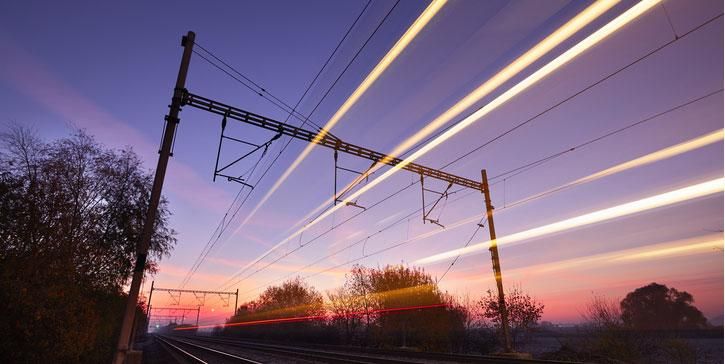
[481,169,513,352]
[144,281,154,334]
[113,31,195,364]
[234,289,239,315]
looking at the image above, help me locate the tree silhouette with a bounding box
[0,126,176,362]
[226,277,326,341]
[479,285,544,349]
[620,282,707,330]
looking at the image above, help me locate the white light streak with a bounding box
[245,0,661,268]
[236,0,448,230]
[222,1,632,282]
[287,0,620,232]
[415,178,724,265]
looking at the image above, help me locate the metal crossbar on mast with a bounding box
[151,287,238,295]
[181,91,482,191]
[180,88,513,352]
[148,283,238,313]
[145,282,238,333]
[115,31,514,361]
[149,307,201,326]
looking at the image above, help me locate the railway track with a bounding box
[157,335,263,363]
[163,334,580,364]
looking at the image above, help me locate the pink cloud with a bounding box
[0,32,230,212]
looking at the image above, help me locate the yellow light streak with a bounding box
[331,0,662,216]
[237,284,440,323]
[415,177,724,265]
[273,0,660,250]
[286,0,620,231]
[574,129,723,185]
[228,130,721,289]
[448,234,722,283]
[222,0,661,289]
[527,234,722,275]
[237,0,448,229]
[507,129,724,207]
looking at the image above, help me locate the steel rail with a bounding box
[159,335,262,364]
[172,335,580,364]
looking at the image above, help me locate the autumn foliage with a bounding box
[222,264,543,353]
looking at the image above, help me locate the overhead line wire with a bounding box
[224,10,724,291]
[439,12,724,170]
[237,185,477,297]
[179,0,373,288]
[236,0,447,232]
[191,48,329,134]
[234,0,658,269]
[202,0,399,266]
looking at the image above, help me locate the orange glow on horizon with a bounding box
[174,303,449,331]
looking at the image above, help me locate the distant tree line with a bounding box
[0,125,176,362]
[218,267,716,362]
[543,282,715,363]
[221,264,544,354]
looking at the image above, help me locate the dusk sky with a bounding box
[1,0,722,326]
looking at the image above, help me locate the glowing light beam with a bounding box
[237,0,448,230]
[415,177,724,265]
[286,0,620,232]
[221,1,630,287]
[229,130,722,291]
[174,303,448,331]
[521,234,723,276]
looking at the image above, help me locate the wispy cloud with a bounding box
[0,31,230,212]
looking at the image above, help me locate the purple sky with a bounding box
[1,0,722,325]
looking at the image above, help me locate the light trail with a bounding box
[174,302,448,331]
[507,129,724,208]
[415,177,724,265]
[521,234,722,275]
[235,0,448,231]
[286,0,620,232]
[229,129,723,292]
[571,129,723,187]
[238,284,439,320]
[448,234,722,283]
[221,1,627,285]
[309,0,663,229]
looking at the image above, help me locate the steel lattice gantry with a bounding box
[181,91,482,191]
[179,88,513,351]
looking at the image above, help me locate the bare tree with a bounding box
[0,125,176,362]
[479,285,544,350]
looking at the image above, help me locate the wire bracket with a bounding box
[333,149,370,209]
[420,174,452,228]
[212,113,282,187]
[167,291,181,306]
[192,292,206,306]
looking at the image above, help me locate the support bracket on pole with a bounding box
[212,114,281,186]
[333,149,371,209]
[167,291,181,306]
[218,293,230,307]
[420,175,452,228]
